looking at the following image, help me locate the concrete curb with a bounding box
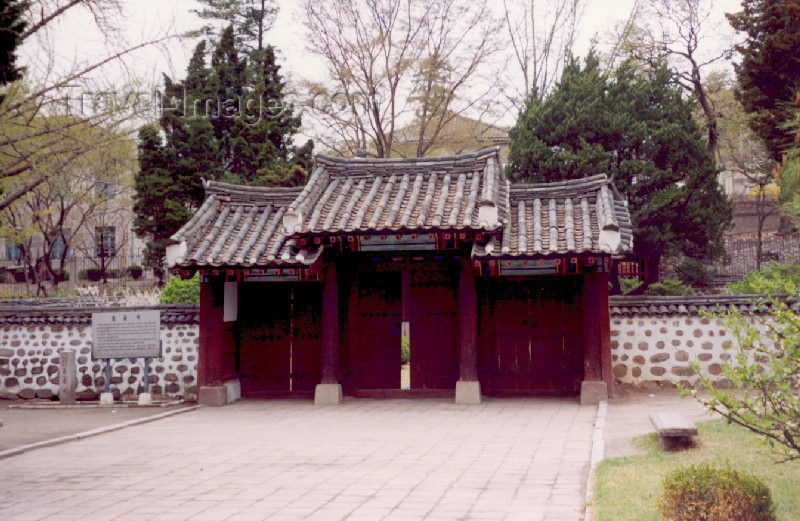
[0,405,199,460]
[582,400,607,521]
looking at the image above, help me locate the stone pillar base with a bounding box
[314,383,343,405]
[199,379,241,407]
[580,380,608,406]
[137,392,152,406]
[99,392,114,406]
[455,380,481,405]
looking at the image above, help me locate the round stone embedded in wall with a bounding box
[702,342,713,350]
[645,330,652,337]
[638,342,648,351]
[698,353,712,361]
[676,330,684,337]
[633,355,645,365]
[621,354,629,361]
[671,366,695,377]
[613,364,627,377]
[632,367,642,378]
[671,339,680,346]
[650,353,669,363]
[623,342,633,350]
[693,329,703,337]
[656,341,665,349]
[675,350,689,362]
[709,364,722,375]
[650,367,666,376]
[720,353,731,361]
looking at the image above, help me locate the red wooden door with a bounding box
[480,277,583,395]
[357,272,402,389]
[409,269,459,389]
[238,284,291,395]
[291,285,322,392]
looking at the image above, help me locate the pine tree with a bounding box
[193,0,278,65]
[727,0,800,161]
[134,31,312,269]
[0,0,27,87]
[507,54,732,292]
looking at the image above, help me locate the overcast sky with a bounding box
[20,0,742,131]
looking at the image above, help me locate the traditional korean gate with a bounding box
[479,277,583,395]
[238,283,321,396]
[356,272,402,390]
[409,268,459,389]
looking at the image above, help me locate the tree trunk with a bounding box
[626,249,661,295]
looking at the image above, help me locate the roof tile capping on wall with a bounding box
[608,295,792,387]
[0,305,199,400]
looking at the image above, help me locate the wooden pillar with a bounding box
[597,271,614,397]
[581,271,614,399]
[198,278,223,387]
[582,273,602,382]
[320,263,339,384]
[458,259,478,382]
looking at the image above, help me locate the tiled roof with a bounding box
[168,182,322,268]
[282,148,504,235]
[473,174,633,258]
[609,295,798,316]
[167,150,634,268]
[0,305,200,325]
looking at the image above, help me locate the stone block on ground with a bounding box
[580,380,608,405]
[455,380,481,405]
[314,383,343,405]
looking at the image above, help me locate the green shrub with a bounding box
[127,265,143,280]
[401,336,410,364]
[159,274,200,304]
[645,279,694,296]
[675,257,716,287]
[728,261,800,295]
[658,463,776,521]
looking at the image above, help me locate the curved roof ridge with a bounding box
[205,180,303,197]
[510,174,609,193]
[314,146,500,166]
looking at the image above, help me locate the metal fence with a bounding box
[0,255,164,298]
[715,232,800,279]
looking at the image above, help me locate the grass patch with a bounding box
[594,420,800,520]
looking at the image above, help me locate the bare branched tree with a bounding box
[300,0,502,158]
[0,0,181,211]
[501,0,585,106]
[608,0,735,156]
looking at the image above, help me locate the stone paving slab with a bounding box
[0,398,596,521]
[0,401,184,451]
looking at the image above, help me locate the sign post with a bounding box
[92,310,161,405]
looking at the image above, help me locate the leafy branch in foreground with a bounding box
[690,290,800,462]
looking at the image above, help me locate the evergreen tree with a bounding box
[0,0,27,87]
[134,30,311,269]
[193,0,278,65]
[507,54,732,292]
[727,0,800,161]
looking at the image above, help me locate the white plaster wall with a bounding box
[0,323,199,400]
[610,314,768,386]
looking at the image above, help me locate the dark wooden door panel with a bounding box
[291,285,322,392]
[480,277,584,394]
[357,272,402,389]
[238,284,291,394]
[409,269,459,389]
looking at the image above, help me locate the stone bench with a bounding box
[650,412,698,450]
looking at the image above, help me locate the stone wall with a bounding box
[0,305,199,400]
[608,295,778,387]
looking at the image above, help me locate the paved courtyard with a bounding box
[0,398,596,521]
